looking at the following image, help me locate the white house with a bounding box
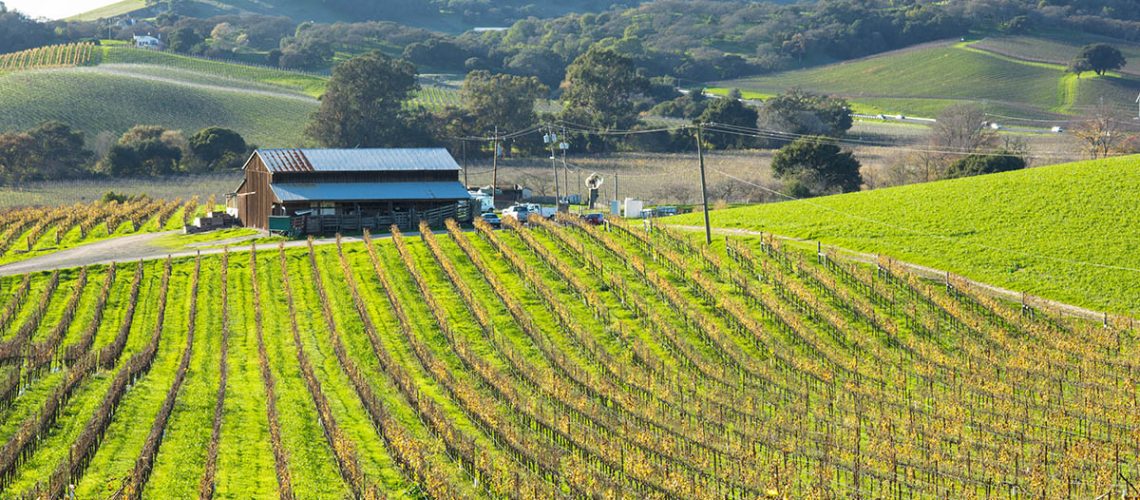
[132,35,163,50]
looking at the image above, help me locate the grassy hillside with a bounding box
[0,45,463,146]
[717,40,1140,119]
[973,31,1140,76]
[671,154,1140,314]
[66,0,147,21]
[0,217,1134,497]
[100,46,328,97]
[0,66,316,146]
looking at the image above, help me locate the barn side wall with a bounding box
[237,155,273,230]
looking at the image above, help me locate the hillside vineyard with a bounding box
[0,215,1135,498]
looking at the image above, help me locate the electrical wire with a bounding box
[702,122,1091,160]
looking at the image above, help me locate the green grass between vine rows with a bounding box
[671,154,1140,314]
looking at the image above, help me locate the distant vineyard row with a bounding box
[0,43,97,72]
[0,211,1135,497]
[0,197,198,265]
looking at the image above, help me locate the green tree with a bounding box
[698,98,759,149]
[0,132,36,184]
[305,51,423,148]
[166,26,203,53]
[461,70,548,154]
[26,121,92,180]
[98,125,186,177]
[758,89,852,144]
[1070,44,1126,76]
[771,136,862,197]
[560,45,648,130]
[945,152,1026,179]
[189,127,248,171]
[0,122,92,184]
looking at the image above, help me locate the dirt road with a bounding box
[0,231,363,277]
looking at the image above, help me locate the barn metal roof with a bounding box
[270,181,472,202]
[257,148,460,173]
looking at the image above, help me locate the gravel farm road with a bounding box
[0,231,364,277]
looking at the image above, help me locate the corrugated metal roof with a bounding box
[271,181,472,202]
[258,148,460,173]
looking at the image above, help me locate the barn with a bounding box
[231,148,473,234]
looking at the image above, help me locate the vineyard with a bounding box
[0,44,98,73]
[0,198,197,265]
[0,214,1135,498]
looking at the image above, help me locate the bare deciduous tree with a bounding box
[931,104,996,155]
[1072,104,1122,159]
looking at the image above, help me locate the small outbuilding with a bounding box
[231,148,473,234]
[132,35,163,50]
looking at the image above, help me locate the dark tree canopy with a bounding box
[0,6,54,54]
[189,127,248,170]
[771,136,862,197]
[560,45,649,130]
[166,26,204,54]
[305,51,424,148]
[462,70,547,134]
[698,98,759,149]
[945,151,1027,178]
[99,126,186,177]
[0,122,91,184]
[758,89,852,143]
[1071,43,1126,76]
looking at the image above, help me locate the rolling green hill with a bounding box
[0,45,462,146]
[671,154,1140,314]
[0,66,317,146]
[716,40,1140,120]
[70,0,643,32]
[973,31,1140,76]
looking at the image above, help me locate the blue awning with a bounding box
[271,181,472,202]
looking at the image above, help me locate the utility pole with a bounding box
[696,124,712,245]
[576,169,582,213]
[544,127,560,207]
[560,126,570,207]
[491,126,499,210]
[461,140,469,189]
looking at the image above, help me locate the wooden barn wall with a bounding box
[237,155,273,230]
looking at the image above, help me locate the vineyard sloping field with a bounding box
[0,44,462,146]
[716,40,1140,119]
[672,154,1140,315]
[0,214,1134,498]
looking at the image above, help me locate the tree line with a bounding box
[7,0,1140,82]
[0,123,250,184]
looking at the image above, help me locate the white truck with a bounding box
[501,203,556,221]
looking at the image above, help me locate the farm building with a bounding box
[132,35,163,50]
[230,148,473,234]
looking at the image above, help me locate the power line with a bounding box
[702,122,1092,160]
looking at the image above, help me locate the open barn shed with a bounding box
[231,148,473,234]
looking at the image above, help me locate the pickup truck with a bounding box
[502,203,556,221]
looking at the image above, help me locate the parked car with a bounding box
[582,213,605,225]
[500,205,529,221]
[479,212,501,228]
